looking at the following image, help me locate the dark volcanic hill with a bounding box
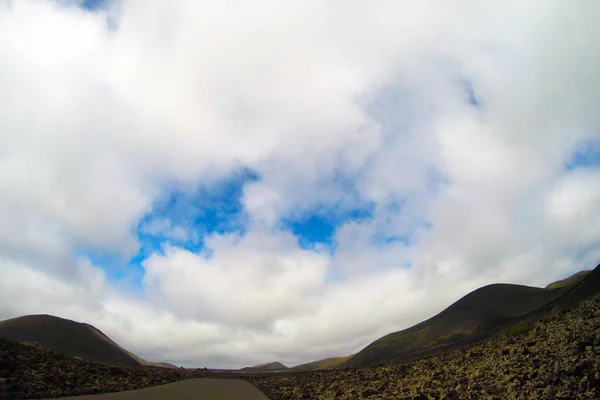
[346,264,600,367]
[247,291,600,400]
[241,361,289,371]
[0,314,141,367]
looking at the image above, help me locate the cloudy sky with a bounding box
[0,0,599,368]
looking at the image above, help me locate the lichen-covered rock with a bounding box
[0,340,210,399]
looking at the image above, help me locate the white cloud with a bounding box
[142,231,328,327]
[544,169,600,250]
[0,0,599,368]
[139,217,191,242]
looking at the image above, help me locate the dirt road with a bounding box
[54,379,271,400]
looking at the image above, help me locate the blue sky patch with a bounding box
[282,205,374,251]
[82,169,258,288]
[138,168,258,253]
[283,215,335,248]
[75,248,128,280]
[80,0,105,11]
[565,139,600,170]
[83,163,420,288]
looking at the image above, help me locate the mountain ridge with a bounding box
[343,264,600,367]
[1,265,596,371]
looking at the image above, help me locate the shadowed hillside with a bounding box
[346,265,600,366]
[0,315,141,367]
[497,263,600,333]
[0,314,178,369]
[544,264,600,309]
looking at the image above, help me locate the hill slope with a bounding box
[291,356,352,371]
[247,291,600,400]
[0,314,141,367]
[241,362,288,371]
[546,269,591,290]
[2,292,598,399]
[346,264,600,366]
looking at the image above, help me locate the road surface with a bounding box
[54,379,271,400]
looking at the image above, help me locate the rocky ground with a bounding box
[246,294,600,400]
[1,294,599,399]
[0,341,207,399]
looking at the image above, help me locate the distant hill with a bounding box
[124,349,179,369]
[0,314,176,368]
[241,362,288,371]
[291,355,352,371]
[345,264,600,367]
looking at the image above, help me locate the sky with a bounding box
[0,0,599,369]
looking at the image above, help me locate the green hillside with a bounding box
[291,355,352,371]
[546,269,591,290]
